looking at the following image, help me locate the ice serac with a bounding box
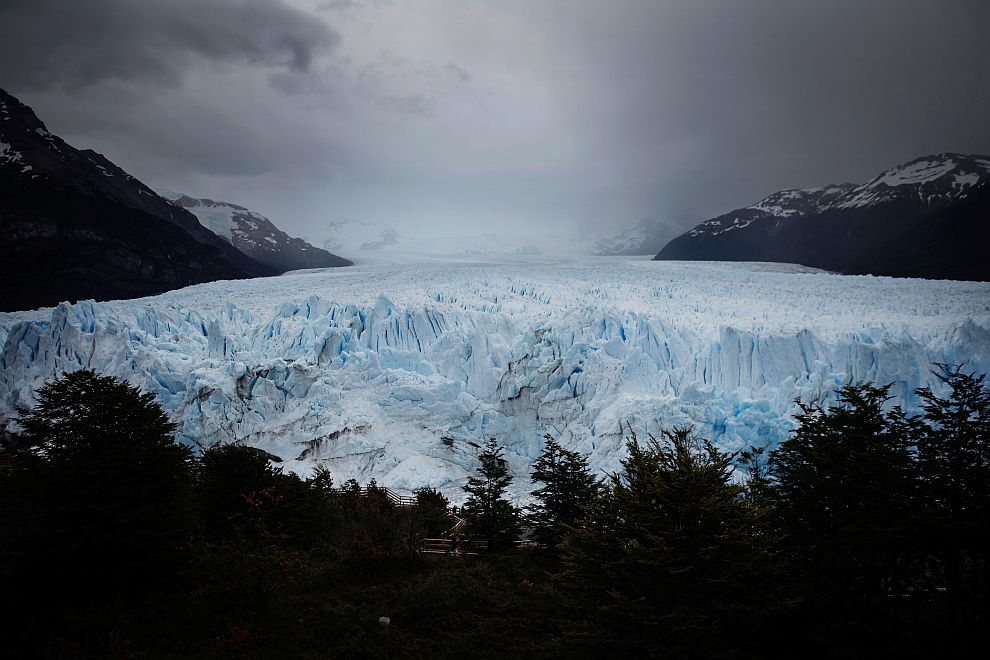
[1,259,988,502]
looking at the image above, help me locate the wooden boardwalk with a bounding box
[335,482,541,556]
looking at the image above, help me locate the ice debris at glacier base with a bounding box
[1,257,988,502]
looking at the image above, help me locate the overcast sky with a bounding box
[2,0,988,241]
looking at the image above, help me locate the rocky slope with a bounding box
[657,154,990,281]
[0,88,276,312]
[159,191,352,272]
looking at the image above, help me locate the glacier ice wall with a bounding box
[2,258,988,501]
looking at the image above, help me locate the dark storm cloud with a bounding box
[0,0,987,240]
[527,0,990,217]
[0,0,338,91]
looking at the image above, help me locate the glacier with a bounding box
[1,257,988,502]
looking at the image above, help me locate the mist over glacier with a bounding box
[2,257,988,502]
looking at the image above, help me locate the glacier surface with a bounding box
[1,257,988,502]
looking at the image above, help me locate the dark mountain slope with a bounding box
[0,88,275,311]
[656,154,990,281]
[159,191,352,271]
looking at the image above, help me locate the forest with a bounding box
[0,366,986,658]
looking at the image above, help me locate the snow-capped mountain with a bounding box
[832,154,990,210]
[3,258,986,502]
[593,217,693,255]
[322,219,402,253]
[686,185,853,237]
[658,153,990,281]
[0,88,276,312]
[158,191,352,272]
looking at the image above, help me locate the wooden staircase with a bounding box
[356,485,418,507]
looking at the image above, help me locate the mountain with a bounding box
[0,88,277,312]
[656,154,990,281]
[323,219,402,253]
[592,217,689,256]
[158,191,352,272]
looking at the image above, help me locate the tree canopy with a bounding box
[528,434,602,548]
[558,427,785,656]
[9,369,195,596]
[461,438,521,551]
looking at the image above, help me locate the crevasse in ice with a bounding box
[2,258,988,501]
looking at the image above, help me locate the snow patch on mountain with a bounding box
[688,185,855,237]
[683,154,990,243]
[2,258,987,502]
[156,190,350,271]
[157,189,258,243]
[0,140,20,163]
[831,154,990,210]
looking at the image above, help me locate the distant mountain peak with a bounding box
[158,190,352,271]
[831,153,990,210]
[322,218,402,253]
[590,216,689,256]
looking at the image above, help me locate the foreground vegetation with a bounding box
[0,366,987,658]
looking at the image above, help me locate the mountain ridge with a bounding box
[657,153,990,281]
[0,88,276,312]
[158,191,352,272]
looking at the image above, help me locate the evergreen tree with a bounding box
[198,444,318,546]
[310,464,335,496]
[414,487,452,539]
[768,383,916,599]
[738,444,773,506]
[461,439,521,551]
[558,428,784,656]
[9,369,195,597]
[913,365,990,634]
[915,364,990,520]
[765,382,924,655]
[528,434,602,548]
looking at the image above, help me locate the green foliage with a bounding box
[310,464,335,496]
[462,439,521,551]
[764,373,990,655]
[528,434,603,548]
[318,477,416,560]
[5,366,988,658]
[9,369,195,596]
[197,444,319,546]
[558,427,786,657]
[915,364,990,520]
[912,365,990,635]
[768,382,917,601]
[738,443,773,506]
[414,487,452,539]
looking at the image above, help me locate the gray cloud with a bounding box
[0,0,987,241]
[0,0,339,91]
[445,63,471,84]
